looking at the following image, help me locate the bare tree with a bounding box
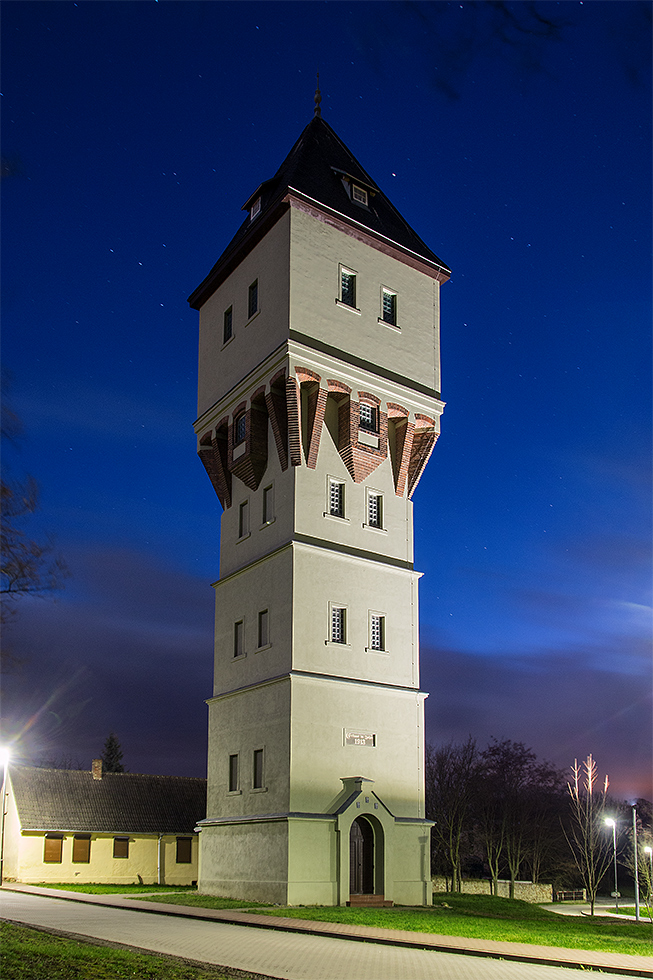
[564,755,613,915]
[426,737,479,890]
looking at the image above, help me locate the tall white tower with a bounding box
[189,98,450,906]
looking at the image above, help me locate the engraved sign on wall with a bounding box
[344,730,376,747]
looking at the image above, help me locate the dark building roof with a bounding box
[10,765,206,835]
[189,115,450,309]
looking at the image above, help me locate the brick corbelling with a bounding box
[386,402,409,419]
[198,426,232,510]
[266,387,289,471]
[270,369,287,388]
[393,420,415,497]
[407,429,438,498]
[357,391,381,407]
[295,366,321,385]
[414,413,436,428]
[327,379,351,395]
[306,387,328,470]
[286,377,302,467]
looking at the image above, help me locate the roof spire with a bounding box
[314,72,322,117]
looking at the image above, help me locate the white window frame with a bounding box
[364,489,384,531]
[336,265,360,313]
[327,602,349,646]
[352,185,368,206]
[367,610,388,654]
[380,287,398,328]
[359,402,378,433]
[326,477,346,520]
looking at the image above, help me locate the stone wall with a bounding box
[432,877,553,903]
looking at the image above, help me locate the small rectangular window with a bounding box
[331,606,346,644]
[238,500,249,538]
[258,609,269,648]
[340,270,356,308]
[248,279,258,318]
[368,492,382,528]
[223,306,233,343]
[250,197,261,220]
[253,749,264,789]
[382,289,397,325]
[72,834,91,863]
[262,485,274,524]
[352,185,368,205]
[234,620,244,658]
[113,837,129,859]
[329,479,345,518]
[44,835,63,863]
[234,412,247,445]
[229,754,239,792]
[176,837,192,863]
[370,614,385,651]
[359,403,377,432]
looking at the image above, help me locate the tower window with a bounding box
[359,403,377,432]
[262,484,274,524]
[238,500,249,539]
[223,306,233,343]
[176,837,193,863]
[331,606,346,644]
[228,754,239,792]
[352,185,368,206]
[253,749,264,789]
[234,619,244,658]
[340,269,356,308]
[329,480,345,518]
[258,609,269,648]
[248,279,258,318]
[369,614,385,651]
[382,289,397,326]
[367,492,382,529]
[250,197,261,220]
[234,412,247,445]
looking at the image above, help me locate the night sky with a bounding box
[2,2,651,801]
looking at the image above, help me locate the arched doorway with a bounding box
[349,817,375,895]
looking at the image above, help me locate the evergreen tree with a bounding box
[101,732,125,772]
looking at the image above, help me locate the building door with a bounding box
[349,817,375,894]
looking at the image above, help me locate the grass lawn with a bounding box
[132,893,271,909]
[245,893,652,956]
[30,883,196,895]
[0,921,270,980]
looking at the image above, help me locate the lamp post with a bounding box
[0,747,10,886]
[604,817,619,911]
[632,807,640,922]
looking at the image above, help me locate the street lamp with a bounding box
[632,807,640,922]
[0,747,10,887]
[604,817,619,911]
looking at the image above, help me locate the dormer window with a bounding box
[352,185,368,206]
[250,197,261,220]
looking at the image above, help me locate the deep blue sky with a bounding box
[2,1,651,800]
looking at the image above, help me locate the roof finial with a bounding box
[314,72,322,117]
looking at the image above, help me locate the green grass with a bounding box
[250,893,653,956]
[133,893,270,909]
[0,921,268,980]
[31,882,196,894]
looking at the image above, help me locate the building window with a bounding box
[248,279,258,318]
[234,412,247,445]
[382,289,397,325]
[340,269,356,308]
[331,606,346,644]
[113,837,129,859]
[258,609,269,648]
[367,492,383,529]
[234,620,244,658]
[43,834,63,863]
[262,484,274,524]
[359,403,377,432]
[329,479,345,518]
[228,754,239,792]
[72,835,91,863]
[223,306,233,343]
[253,749,264,789]
[250,197,261,220]
[352,185,368,205]
[238,500,249,538]
[176,837,192,863]
[370,614,385,651]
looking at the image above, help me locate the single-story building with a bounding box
[2,761,206,885]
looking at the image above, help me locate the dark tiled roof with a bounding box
[189,115,450,309]
[10,766,206,835]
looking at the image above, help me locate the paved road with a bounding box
[0,889,645,980]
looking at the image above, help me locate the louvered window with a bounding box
[341,270,356,308]
[370,615,385,651]
[331,606,346,644]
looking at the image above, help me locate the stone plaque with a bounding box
[345,730,376,747]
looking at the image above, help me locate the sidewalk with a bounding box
[3,883,653,978]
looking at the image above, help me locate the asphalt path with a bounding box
[1,889,646,980]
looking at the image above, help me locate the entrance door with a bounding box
[349,817,374,895]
